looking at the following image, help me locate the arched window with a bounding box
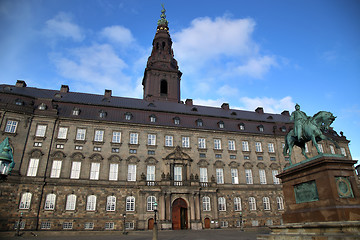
[160,80,168,95]
[276,197,284,210]
[263,197,271,210]
[66,194,77,211]
[147,196,156,211]
[203,196,211,211]
[249,197,256,211]
[218,197,226,211]
[44,193,56,210]
[86,195,97,211]
[126,196,135,211]
[234,197,242,211]
[106,196,116,211]
[19,192,32,209]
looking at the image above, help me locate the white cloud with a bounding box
[235,56,278,79]
[100,25,135,45]
[44,12,84,41]
[216,84,239,97]
[239,96,294,114]
[192,98,226,108]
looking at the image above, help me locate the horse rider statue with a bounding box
[290,104,308,142]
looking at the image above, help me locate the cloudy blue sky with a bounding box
[1,0,359,164]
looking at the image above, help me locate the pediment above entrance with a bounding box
[163,146,192,165]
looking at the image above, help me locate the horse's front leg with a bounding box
[301,146,309,159]
[311,135,322,154]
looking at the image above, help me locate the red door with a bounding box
[148,218,154,230]
[172,198,188,230]
[204,218,210,229]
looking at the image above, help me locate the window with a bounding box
[44,193,56,210]
[341,147,347,156]
[147,196,156,211]
[35,124,47,137]
[242,141,249,151]
[252,220,259,227]
[199,168,208,183]
[216,168,224,184]
[203,196,211,211]
[215,154,222,158]
[259,169,267,184]
[318,144,324,153]
[90,162,100,180]
[129,149,137,154]
[174,117,180,125]
[125,113,132,120]
[127,164,136,181]
[272,170,280,184]
[34,142,42,147]
[249,197,256,210]
[160,80,168,95]
[257,156,263,161]
[66,194,76,211]
[86,195,97,211]
[76,128,86,140]
[220,221,228,228]
[218,121,224,129]
[109,163,118,181]
[263,197,271,210]
[72,108,80,116]
[112,132,121,143]
[5,120,18,133]
[125,222,134,230]
[94,130,104,142]
[56,144,64,149]
[145,165,155,182]
[330,145,335,154]
[50,160,62,178]
[182,136,190,148]
[105,222,114,230]
[112,148,119,153]
[93,146,101,152]
[305,143,309,153]
[199,153,206,158]
[75,145,83,150]
[84,222,94,230]
[218,197,226,211]
[239,123,245,130]
[165,135,173,147]
[196,119,203,127]
[148,150,155,155]
[255,142,262,152]
[38,103,47,110]
[244,155,250,160]
[174,166,182,181]
[129,133,138,144]
[234,197,242,211]
[150,115,156,123]
[228,140,235,151]
[126,196,135,211]
[245,169,253,184]
[63,222,73,230]
[258,125,264,132]
[19,192,32,209]
[99,110,107,118]
[198,138,206,149]
[268,143,275,153]
[230,155,236,159]
[57,127,68,139]
[270,157,276,161]
[41,222,51,229]
[231,168,239,184]
[147,134,156,146]
[70,162,81,179]
[13,220,25,230]
[276,197,284,210]
[266,219,273,226]
[214,139,221,150]
[106,196,116,211]
[27,158,39,176]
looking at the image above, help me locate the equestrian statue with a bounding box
[283,104,339,165]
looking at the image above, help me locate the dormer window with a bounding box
[258,125,264,132]
[239,123,245,130]
[99,110,107,118]
[191,107,198,112]
[231,112,237,116]
[196,119,203,127]
[173,117,180,125]
[125,112,132,120]
[218,121,225,129]
[281,126,286,132]
[150,115,156,123]
[15,99,24,106]
[38,103,47,110]
[72,108,80,116]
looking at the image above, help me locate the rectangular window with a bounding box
[199,153,206,158]
[14,221,26,230]
[34,142,42,147]
[318,144,324,153]
[27,158,39,176]
[230,155,236,159]
[199,168,208,183]
[270,157,276,161]
[228,140,236,151]
[255,142,262,152]
[93,146,101,152]
[174,166,182,181]
[129,133,138,144]
[35,124,47,137]
[182,136,190,148]
[244,155,250,160]
[242,141,249,151]
[70,162,81,179]
[203,197,211,211]
[109,163,118,181]
[112,131,121,143]
[215,154,222,158]
[50,160,62,178]
[148,150,155,155]
[165,135,173,147]
[94,130,104,142]
[125,222,134,230]
[341,147,347,156]
[105,222,114,230]
[127,164,136,181]
[112,148,119,153]
[75,145,83,150]
[63,222,73,230]
[257,156,263,161]
[198,138,206,149]
[5,120,18,133]
[76,128,86,140]
[147,134,156,145]
[245,169,253,184]
[231,168,239,184]
[106,196,116,212]
[268,143,275,153]
[214,139,221,150]
[56,144,64,149]
[234,197,242,211]
[216,168,224,184]
[41,222,51,229]
[84,222,94,230]
[147,165,155,181]
[90,162,100,180]
[57,127,68,139]
[272,170,280,184]
[259,169,267,184]
[129,149,137,154]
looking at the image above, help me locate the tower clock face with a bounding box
[336,177,354,198]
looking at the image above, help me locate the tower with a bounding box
[142,6,182,102]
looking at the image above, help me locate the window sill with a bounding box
[2,131,17,136]
[74,139,86,144]
[146,144,157,149]
[111,142,122,146]
[198,148,207,152]
[128,143,140,148]
[56,138,68,143]
[214,149,223,152]
[33,136,46,140]
[93,141,104,145]
[228,150,237,153]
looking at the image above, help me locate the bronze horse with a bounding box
[283,111,339,165]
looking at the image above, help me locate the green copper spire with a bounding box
[157,4,168,26]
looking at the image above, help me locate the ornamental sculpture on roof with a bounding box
[157,4,168,26]
[283,104,339,165]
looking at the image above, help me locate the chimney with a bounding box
[16,80,27,87]
[60,85,69,93]
[255,107,264,114]
[221,103,229,110]
[104,89,112,98]
[281,110,290,116]
[185,99,193,106]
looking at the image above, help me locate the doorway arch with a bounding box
[204,217,210,229]
[172,198,188,230]
[148,218,154,230]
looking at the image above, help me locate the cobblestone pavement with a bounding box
[0,228,270,240]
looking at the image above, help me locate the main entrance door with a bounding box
[148,218,154,230]
[204,218,210,229]
[172,198,188,230]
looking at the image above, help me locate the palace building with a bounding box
[0,8,353,231]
